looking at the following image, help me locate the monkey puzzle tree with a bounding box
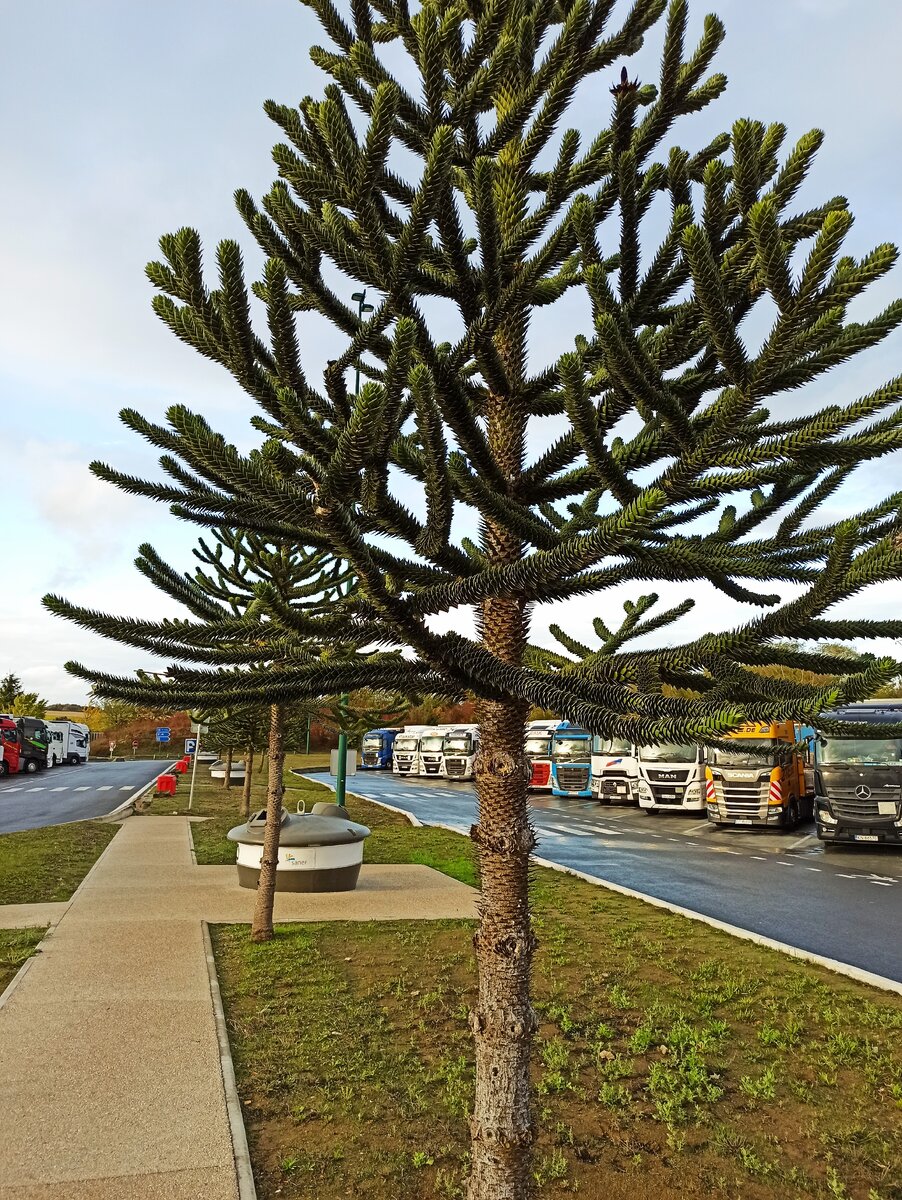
[47,0,902,1194]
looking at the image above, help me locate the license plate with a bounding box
[854,834,879,842]
[659,792,677,799]
[734,819,753,825]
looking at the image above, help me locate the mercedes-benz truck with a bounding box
[591,737,638,805]
[635,742,706,812]
[525,720,560,790]
[705,722,814,829]
[442,725,480,780]
[814,701,902,847]
[550,724,593,798]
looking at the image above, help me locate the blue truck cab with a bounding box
[360,727,402,770]
[550,723,593,798]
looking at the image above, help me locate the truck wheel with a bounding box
[68,755,79,765]
[783,799,800,830]
[0,761,8,776]
[24,760,38,774]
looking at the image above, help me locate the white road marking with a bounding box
[74,786,90,792]
[777,861,795,868]
[804,867,822,872]
[722,849,742,855]
[120,786,133,791]
[50,787,68,793]
[870,881,894,887]
[787,834,818,851]
[97,786,113,792]
[837,874,859,880]
[750,855,766,860]
[682,821,711,834]
[27,787,45,792]
[4,787,23,792]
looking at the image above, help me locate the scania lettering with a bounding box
[635,743,705,812]
[814,701,902,847]
[418,726,455,777]
[551,725,593,798]
[525,720,560,790]
[705,722,814,829]
[47,720,91,766]
[391,725,432,775]
[442,725,480,780]
[0,717,21,775]
[591,737,638,805]
[360,728,401,770]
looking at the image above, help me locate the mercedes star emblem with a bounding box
[855,784,872,799]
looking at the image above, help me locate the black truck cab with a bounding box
[815,701,902,847]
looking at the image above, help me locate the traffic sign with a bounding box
[156,727,171,743]
[184,738,197,755]
[132,739,139,749]
[190,721,209,734]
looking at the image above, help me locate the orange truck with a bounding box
[704,721,815,830]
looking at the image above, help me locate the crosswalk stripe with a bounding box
[27,787,46,792]
[4,787,23,792]
[50,787,68,792]
[97,786,113,792]
[74,786,90,792]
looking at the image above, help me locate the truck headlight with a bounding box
[637,782,652,797]
[818,807,837,825]
[685,783,701,799]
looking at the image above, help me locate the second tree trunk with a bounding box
[251,705,285,942]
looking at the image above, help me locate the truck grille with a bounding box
[395,757,415,773]
[445,758,468,778]
[721,782,767,818]
[829,787,899,820]
[556,765,590,792]
[362,753,380,767]
[421,757,442,775]
[652,787,685,805]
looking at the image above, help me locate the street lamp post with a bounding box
[334,289,374,807]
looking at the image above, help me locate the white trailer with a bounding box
[442,725,480,781]
[46,720,91,766]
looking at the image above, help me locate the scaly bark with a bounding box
[240,743,255,818]
[468,379,536,1199]
[251,705,284,942]
[222,745,233,790]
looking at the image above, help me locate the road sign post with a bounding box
[132,739,138,758]
[187,733,200,811]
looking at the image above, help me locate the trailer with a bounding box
[47,720,91,766]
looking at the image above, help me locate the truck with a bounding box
[814,700,902,848]
[634,742,706,812]
[47,719,92,766]
[591,737,638,805]
[417,725,456,777]
[704,721,815,829]
[359,727,402,770]
[442,724,480,780]
[550,724,593,798]
[525,720,561,790]
[0,715,51,775]
[391,725,434,776]
[0,716,21,775]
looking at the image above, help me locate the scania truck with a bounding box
[550,724,593,798]
[814,701,902,847]
[360,728,402,769]
[391,725,435,776]
[634,742,706,812]
[47,719,91,766]
[704,722,815,829]
[525,720,561,790]
[591,737,639,805]
[442,725,480,780]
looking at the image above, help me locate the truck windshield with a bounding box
[708,738,779,767]
[2,730,16,744]
[525,736,551,756]
[394,737,418,752]
[640,743,698,763]
[820,738,902,765]
[444,736,473,753]
[420,735,446,752]
[553,737,590,760]
[362,735,384,751]
[592,738,631,756]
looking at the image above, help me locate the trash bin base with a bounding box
[236,863,363,892]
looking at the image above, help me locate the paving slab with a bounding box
[0,815,478,1194]
[0,902,67,928]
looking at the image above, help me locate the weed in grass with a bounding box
[411,1150,434,1168]
[738,1146,772,1177]
[739,1065,778,1102]
[629,1023,657,1055]
[826,1166,850,1197]
[533,1149,568,1187]
[607,983,632,1009]
[758,1015,805,1049]
[647,1039,723,1126]
[598,1082,632,1109]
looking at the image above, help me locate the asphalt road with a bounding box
[0,759,173,834]
[315,770,902,984]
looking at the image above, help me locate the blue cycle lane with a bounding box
[301,769,902,985]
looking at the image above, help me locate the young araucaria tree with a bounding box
[48,0,902,1194]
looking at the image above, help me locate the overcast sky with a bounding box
[1,0,900,704]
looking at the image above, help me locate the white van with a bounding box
[47,720,91,766]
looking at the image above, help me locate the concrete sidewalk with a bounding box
[0,817,476,1198]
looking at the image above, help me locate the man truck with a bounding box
[591,737,638,805]
[550,724,593,798]
[704,722,815,829]
[525,720,560,790]
[417,725,457,777]
[360,728,402,769]
[814,700,902,847]
[634,742,706,812]
[442,725,480,780]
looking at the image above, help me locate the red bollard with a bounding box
[172,760,188,775]
[155,773,178,796]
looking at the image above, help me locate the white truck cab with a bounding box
[635,742,706,812]
[392,725,435,776]
[442,725,480,781]
[590,737,638,804]
[417,725,456,777]
[47,720,91,766]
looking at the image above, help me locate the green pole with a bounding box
[305,713,311,757]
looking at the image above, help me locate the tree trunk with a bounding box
[222,745,233,790]
[468,384,535,1198]
[240,744,255,818]
[251,705,284,942]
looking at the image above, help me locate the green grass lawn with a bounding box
[0,821,119,905]
[0,927,46,992]
[212,802,902,1200]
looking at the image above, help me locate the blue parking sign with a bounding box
[184,738,197,755]
[156,727,171,743]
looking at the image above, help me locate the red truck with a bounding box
[0,716,21,775]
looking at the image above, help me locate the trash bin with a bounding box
[227,804,371,892]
